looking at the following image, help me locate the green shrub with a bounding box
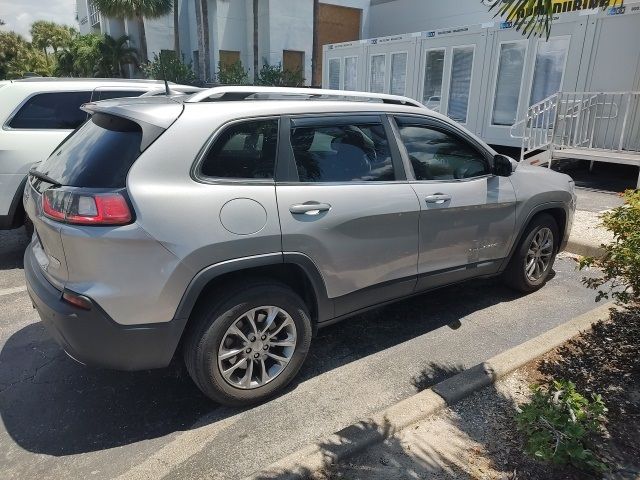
[516,380,608,473]
[580,189,640,305]
[143,51,196,84]
[216,60,249,85]
[256,62,305,87]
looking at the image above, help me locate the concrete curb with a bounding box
[565,239,605,258]
[243,301,615,480]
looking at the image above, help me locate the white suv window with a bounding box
[8,91,91,129]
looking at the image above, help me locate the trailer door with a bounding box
[365,36,418,98]
[417,27,488,136]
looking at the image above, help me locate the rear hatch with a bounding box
[24,97,183,290]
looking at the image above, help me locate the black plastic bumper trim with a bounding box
[24,243,186,371]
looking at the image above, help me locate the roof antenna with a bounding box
[159,51,170,96]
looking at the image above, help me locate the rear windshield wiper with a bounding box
[29,169,61,186]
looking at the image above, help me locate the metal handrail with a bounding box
[517,91,640,162]
[185,86,426,108]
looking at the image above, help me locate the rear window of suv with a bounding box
[8,91,91,129]
[33,113,143,188]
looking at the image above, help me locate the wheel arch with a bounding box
[173,253,333,341]
[501,202,570,272]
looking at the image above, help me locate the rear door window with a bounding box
[289,120,395,182]
[33,113,143,188]
[8,91,91,129]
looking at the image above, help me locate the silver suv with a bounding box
[24,87,576,405]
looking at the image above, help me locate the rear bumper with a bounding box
[24,243,186,370]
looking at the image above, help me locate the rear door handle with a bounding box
[289,202,332,215]
[425,194,451,204]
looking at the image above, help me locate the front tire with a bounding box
[503,214,558,293]
[183,282,312,406]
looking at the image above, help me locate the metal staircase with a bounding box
[512,91,640,188]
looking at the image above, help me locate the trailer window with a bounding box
[390,52,408,96]
[329,58,341,90]
[344,57,358,91]
[423,49,445,112]
[530,37,570,106]
[492,42,526,126]
[448,46,474,124]
[369,54,386,93]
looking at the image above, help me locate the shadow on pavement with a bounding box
[0,227,29,271]
[0,275,524,457]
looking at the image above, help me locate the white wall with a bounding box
[368,0,495,36]
[145,15,176,61]
[264,0,314,82]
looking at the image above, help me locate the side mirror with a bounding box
[493,154,513,177]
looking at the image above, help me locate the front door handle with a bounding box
[425,194,451,204]
[289,202,332,215]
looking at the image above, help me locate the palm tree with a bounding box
[487,0,623,38]
[173,0,180,54]
[253,0,258,83]
[311,0,319,86]
[91,0,173,63]
[193,0,210,81]
[96,34,138,77]
[30,20,57,65]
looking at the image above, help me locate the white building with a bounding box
[323,0,640,149]
[76,0,370,84]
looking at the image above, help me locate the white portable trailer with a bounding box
[323,3,640,151]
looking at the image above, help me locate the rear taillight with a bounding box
[42,188,132,226]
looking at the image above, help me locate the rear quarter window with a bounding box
[8,91,91,129]
[34,113,144,188]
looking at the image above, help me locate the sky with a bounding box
[0,0,77,40]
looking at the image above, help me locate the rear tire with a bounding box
[503,214,558,293]
[183,281,312,406]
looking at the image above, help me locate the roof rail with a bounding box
[185,86,425,108]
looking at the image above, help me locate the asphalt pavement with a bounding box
[0,227,604,480]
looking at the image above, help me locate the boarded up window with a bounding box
[315,4,362,85]
[219,50,241,68]
[283,50,304,74]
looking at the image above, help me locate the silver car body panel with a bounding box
[26,97,576,331]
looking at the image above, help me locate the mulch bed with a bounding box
[513,304,640,479]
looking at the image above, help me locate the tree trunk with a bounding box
[200,0,210,81]
[194,0,204,80]
[138,15,148,64]
[253,0,259,83]
[311,0,319,86]
[173,0,180,55]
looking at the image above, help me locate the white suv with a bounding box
[0,78,200,232]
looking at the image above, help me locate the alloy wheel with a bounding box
[524,227,554,282]
[217,306,297,389]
